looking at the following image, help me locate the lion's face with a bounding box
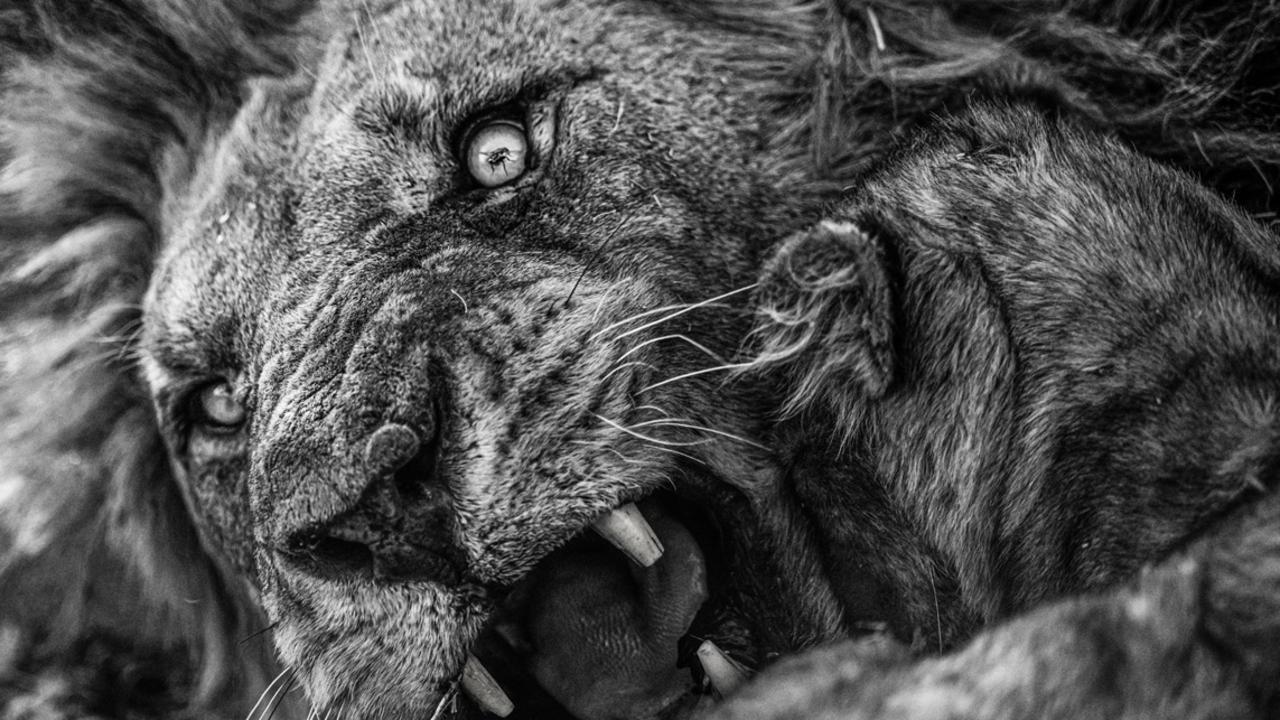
[138,1,837,717]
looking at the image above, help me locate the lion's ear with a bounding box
[748,219,897,422]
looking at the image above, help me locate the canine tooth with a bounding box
[697,640,748,697]
[592,503,664,567]
[461,653,514,717]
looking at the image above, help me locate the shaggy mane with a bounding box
[654,0,1280,216]
[0,1,310,713]
[2,0,1279,715]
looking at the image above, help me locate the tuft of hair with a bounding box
[743,219,896,445]
[653,0,1280,216]
[0,0,310,714]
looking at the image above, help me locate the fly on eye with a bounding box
[465,119,529,188]
[196,381,246,431]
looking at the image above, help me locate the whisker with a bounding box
[428,683,460,720]
[626,417,698,428]
[631,420,769,450]
[566,214,625,307]
[264,673,296,720]
[644,444,706,465]
[239,621,280,647]
[241,666,288,717]
[592,414,711,447]
[592,302,709,339]
[351,11,382,84]
[602,359,657,382]
[633,404,671,417]
[640,362,756,393]
[614,333,727,365]
[244,666,290,717]
[605,446,647,465]
[591,283,757,343]
[589,284,626,325]
[358,0,388,47]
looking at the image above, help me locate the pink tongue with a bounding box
[524,502,707,720]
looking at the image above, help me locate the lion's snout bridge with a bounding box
[275,421,467,585]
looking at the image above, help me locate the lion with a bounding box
[1,1,1279,719]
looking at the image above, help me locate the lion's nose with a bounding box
[276,421,467,584]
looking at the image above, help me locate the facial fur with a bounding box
[137,2,837,716]
[3,1,1280,719]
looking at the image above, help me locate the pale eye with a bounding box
[197,382,246,430]
[465,120,529,188]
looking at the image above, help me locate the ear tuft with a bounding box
[746,219,897,423]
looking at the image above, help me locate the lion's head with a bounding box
[4,1,1279,719]
[5,1,850,717]
[136,2,848,716]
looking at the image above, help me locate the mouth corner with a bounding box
[457,488,758,719]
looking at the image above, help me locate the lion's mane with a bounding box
[2,0,1278,714]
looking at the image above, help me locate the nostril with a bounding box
[362,417,442,501]
[280,413,458,584]
[394,432,440,501]
[279,531,376,581]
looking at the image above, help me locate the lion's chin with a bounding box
[464,494,750,720]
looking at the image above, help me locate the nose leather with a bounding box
[365,422,420,476]
[278,420,466,584]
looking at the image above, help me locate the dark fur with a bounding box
[1,1,1279,718]
[726,104,1280,717]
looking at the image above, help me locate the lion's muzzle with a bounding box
[274,419,468,586]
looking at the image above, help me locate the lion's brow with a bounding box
[352,83,438,145]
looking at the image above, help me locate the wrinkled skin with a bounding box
[139,2,840,717]
[5,0,1280,719]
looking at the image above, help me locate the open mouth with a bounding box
[460,488,753,720]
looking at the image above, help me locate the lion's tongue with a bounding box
[524,502,707,720]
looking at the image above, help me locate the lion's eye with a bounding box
[195,382,246,430]
[465,119,529,188]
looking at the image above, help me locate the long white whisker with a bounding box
[626,417,698,428]
[592,304,712,340]
[609,284,757,343]
[590,283,625,325]
[591,283,757,343]
[602,359,657,382]
[645,444,706,464]
[263,673,296,720]
[634,420,769,450]
[353,29,380,84]
[605,446,647,465]
[641,362,756,392]
[245,669,290,720]
[593,414,712,447]
[615,333,727,365]
[428,683,459,720]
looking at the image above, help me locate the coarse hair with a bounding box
[1,0,1277,712]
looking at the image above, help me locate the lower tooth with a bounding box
[592,502,665,567]
[697,640,748,697]
[460,653,514,717]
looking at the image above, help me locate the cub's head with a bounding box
[2,1,845,717]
